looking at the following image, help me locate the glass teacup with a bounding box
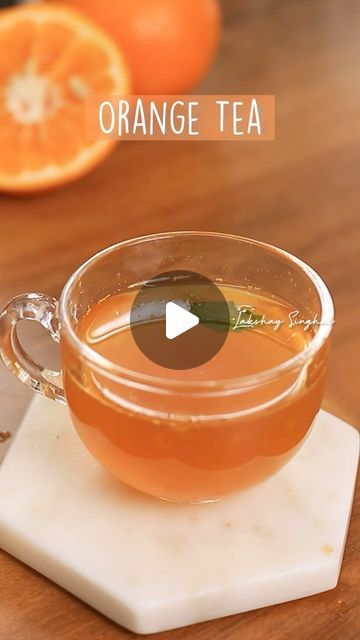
[0,232,334,502]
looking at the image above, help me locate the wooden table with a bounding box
[1,1,359,638]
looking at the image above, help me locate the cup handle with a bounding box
[0,293,65,403]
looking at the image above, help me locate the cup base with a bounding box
[0,395,358,634]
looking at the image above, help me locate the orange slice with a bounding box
[0,4,130,192]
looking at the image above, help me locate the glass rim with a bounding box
[60,231,335,392]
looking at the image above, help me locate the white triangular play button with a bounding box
[166,301,199,340]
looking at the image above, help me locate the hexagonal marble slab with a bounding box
[0,396,358,635]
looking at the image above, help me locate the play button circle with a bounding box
[130,270,230,370]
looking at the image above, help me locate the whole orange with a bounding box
[57,0,221,94]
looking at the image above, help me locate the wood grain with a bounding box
[1,1,359,638]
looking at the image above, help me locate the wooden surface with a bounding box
[0,1,359,638]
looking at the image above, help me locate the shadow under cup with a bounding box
[59,233,334,503]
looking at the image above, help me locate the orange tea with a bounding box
[62,286,328,502]
[0,232,333,502]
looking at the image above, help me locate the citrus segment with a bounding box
[0,5,130,192]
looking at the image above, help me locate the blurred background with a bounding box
[0,1,360,637]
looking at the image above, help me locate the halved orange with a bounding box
[0,4,130,193]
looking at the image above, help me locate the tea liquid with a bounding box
[62,286,326,501]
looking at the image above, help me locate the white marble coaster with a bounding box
[0,397,358,635]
